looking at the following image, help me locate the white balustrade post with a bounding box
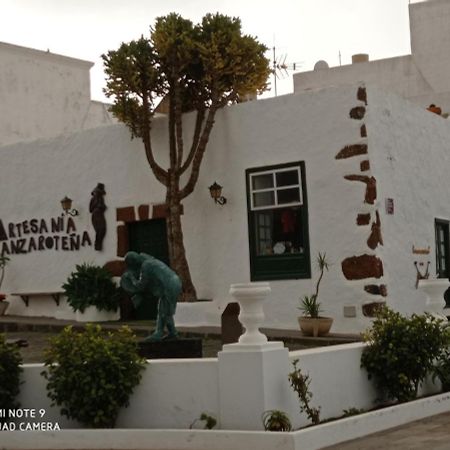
[218,282,293,430]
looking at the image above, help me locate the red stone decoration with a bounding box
[356,214,371,226]
[138,205,150,221]
[343,175,377,204]
[362,301,386,317]
[335,144,368,160]
[103,260,127,277]
[116,206,136,223]
[360,124,367,138]
[341,255,384,280]
[367,211,383,250]
[364,284,388,297]
[349,106,366,120]
[357,86,367,105]
[360,160,370,172]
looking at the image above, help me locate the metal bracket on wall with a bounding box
[414,261,430,289]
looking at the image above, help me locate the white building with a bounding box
[1,0,450,333]
[294,0,450,114]
[0,41,114,147]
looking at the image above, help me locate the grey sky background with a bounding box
[3,0,414,101]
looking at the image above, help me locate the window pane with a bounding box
[254,207,304,256]
[253,191,275,208]
[277,188,300,204]
[276,170,299,187]
[252,174,273,190]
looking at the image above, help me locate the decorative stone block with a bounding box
[360,124,367,137]
[341,255,384,280]
[116,224,129,257]
[344,175,377,204]
[350,106,366,120]
[360,160,370,172]
[335,144,368,159]
[221,302,243,345]
[367,211,383,249]
[152,203,169,219]
[362,302,385,317]
[103,260,126,277]
[116,206,135,223]
[357,86,367,105]
[138,204,150,221]
[364,284,388,297]
[138,338,202,359]
[357,213,371,226]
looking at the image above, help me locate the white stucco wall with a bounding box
[13,343,440,431]
[293,0,450,113]
[0,42,114,147]
[0,84,377,332]
[1,82,447,332]
[367,86,450,315]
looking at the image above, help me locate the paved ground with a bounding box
[322,412,450,449]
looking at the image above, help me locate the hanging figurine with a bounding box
[89,183,107,251]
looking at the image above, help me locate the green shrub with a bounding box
[432,349,450,392]
[63,263,120,312]
[0,334,22,421]
[361,307,450,403]
[42,324,146,428]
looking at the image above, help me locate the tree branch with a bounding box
[179,104,217,199]
[179,108,206,175]
[142,94,168,185]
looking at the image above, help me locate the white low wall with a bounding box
[13,342,442,432]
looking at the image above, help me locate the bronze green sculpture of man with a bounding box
[121,252,181,341]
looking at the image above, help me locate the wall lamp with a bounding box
[60,196,79,216]
[208,182,227,205]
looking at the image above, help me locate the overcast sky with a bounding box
[2,0,415,101]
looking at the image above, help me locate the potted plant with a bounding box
[0,254,10,316]
[63,263,120,322]
[298,252,333,337]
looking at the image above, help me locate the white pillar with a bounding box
[218,282,293,430]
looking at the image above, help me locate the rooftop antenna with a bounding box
[272,43,303,97]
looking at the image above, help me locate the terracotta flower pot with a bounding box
[298,316,333,337]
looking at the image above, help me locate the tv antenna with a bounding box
[272,46,303,97]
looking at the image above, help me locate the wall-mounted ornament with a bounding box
[61,196,79,216]
[414,261,430,289]
[89,183,107,251]
[412,245,431,255]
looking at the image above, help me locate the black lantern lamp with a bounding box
[208,182,227,205]
[60,196,79,216]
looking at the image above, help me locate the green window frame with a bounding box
[435,219,450,278]
[246,161,311,281]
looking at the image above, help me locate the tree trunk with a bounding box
[166,183,197,302]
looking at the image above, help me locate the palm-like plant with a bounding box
[298,252,329,318]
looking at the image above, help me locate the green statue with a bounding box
[121,252,181,341]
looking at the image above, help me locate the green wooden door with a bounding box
[128,219,170,319]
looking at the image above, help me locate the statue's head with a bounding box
[124,251,144,273]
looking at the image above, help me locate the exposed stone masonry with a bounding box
[336,86,386,317]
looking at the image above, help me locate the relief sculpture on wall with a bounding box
[89,183,107,251]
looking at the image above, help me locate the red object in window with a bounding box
[281,210,296,233]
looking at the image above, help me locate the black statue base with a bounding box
[138,337,202,359]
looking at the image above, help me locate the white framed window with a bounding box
[249,166,303,210]
[246,161,310,281]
